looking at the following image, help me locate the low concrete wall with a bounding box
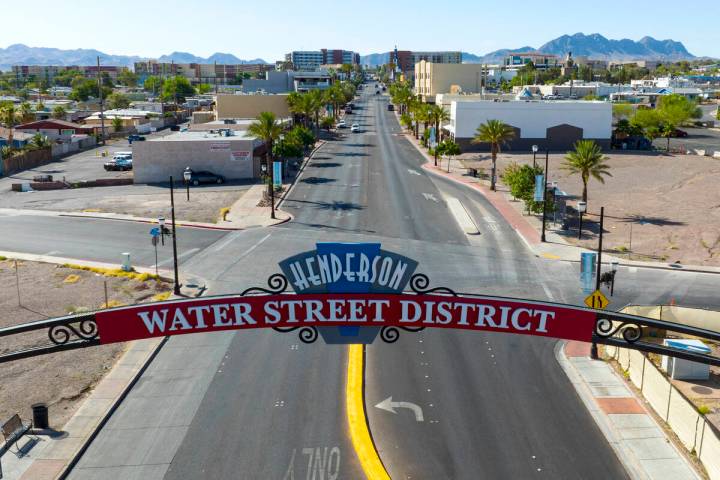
[11,178,132,191]
[606,306,720,479]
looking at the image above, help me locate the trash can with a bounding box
[32,403,49,430]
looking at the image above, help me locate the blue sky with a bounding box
[0,0,717,60]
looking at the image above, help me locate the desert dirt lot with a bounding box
[457,150,720,267]
[0,258,173,429]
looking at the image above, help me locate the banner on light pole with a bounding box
[581,252,596,294]
[534,175,545,202]
[273,161,282,187]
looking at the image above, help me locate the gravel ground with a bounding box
[454,150,720,266]
[84,188,248,223]
[0,259,173,429]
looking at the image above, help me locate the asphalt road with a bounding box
[0,212,226,267]
[28,85,720,479]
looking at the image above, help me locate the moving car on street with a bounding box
[336,120,347,129]
[350,123,360,132]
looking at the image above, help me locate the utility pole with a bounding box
[595,206,605,291]
[169,176,181,296]
[97,56,106,145]
[541,150,549,242]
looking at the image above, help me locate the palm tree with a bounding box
[248,111,283,219]
[307,89,325,132]
[561,140,612,203]
[427,105,450,166]
[471,119,516,191]
[51,105,66,120]
[0,103,19,149]
[19,101,34,123]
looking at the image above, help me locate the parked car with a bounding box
[344,106,352,114]
[387,104,395,111]
[104,157,133,171]
[336,120,347,129]
[128,134,146,143]
[188,170,225,185]
[671,129,688,138]
[169,125,180,131]
[350,124,360,133]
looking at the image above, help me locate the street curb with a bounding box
[58,213,240,231]
[276,139,326,209]
[554,341,648,480]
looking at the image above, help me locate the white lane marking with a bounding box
[446,197,479,235]
[422,192,439,203]
[211,230,243,252]
[153,247,199,267]
[45,250,61,256]
[408,169,422,176]
[375,396,424,422]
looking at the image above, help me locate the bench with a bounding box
[2,414,32,453]
[459,160,485,178]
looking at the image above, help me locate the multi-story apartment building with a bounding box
[133,61,274,85]
[285,49,360,70]
[503,53,560,70]
[388,50,462,81]
[11,65,128,83]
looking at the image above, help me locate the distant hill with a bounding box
[0,44,270,71]
[361,33,696,67]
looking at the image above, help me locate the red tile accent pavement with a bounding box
[19,459,66,480]
[565,341,592,357]
[596,397,646,414]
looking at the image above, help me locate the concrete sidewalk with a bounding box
[400,128,720,275]
[558,341,702,480]
[220,183,291,227]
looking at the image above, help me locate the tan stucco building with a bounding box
[414,61,515,101]
[215,94,291,120]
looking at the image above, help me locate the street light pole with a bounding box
[541,150,549,242]
[532,144,538,168]
[590,206,605,360]
[169,176,181,296]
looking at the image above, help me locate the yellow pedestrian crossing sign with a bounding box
[585,290,609,309]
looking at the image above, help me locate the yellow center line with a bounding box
[346,344,391,480]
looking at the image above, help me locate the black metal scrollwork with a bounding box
[241,273,289,296]
[595,317,643,343]
[272,326,319,344]
[379,325,426,343]
[409,273,457,296]
[48,318,98,345]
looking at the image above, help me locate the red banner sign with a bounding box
[95,294,596,344]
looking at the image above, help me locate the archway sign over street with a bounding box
[95,243,595,345]
[3,243,720,366]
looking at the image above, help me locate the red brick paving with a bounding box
[596,397,646,414]
[564,341,592,357]
[19,459,66,480]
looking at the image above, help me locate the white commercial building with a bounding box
[132,130,264,184]
[448,100,612,151]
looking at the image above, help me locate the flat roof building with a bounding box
[448,100,611,152]
[415,61,516,100]
[134,61,273,85]
[132,130,264,184]
[215,94,291,119]
[286,49,359,70]
[503,53,560,71]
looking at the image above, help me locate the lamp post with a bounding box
[590,206,605,360]
[183,167,192,201]
[540,150,549,242]
[577,201,587,239]
[532,144,538,168]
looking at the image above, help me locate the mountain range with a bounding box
[0,44,270,70]
[360,33,696,66]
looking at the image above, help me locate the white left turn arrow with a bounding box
[375,396,424,422]
[408,169,422,176]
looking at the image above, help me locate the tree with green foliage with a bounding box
[0,102,19,148]
[427,104,450,166]
[286,125,315,150]
[117,70,138,87]
[52,105,67,120]
[562,140,612,203]
[111,116,123,133]
[28,133,51,150]
[247,111,284,216]
[161,76,195,103]
[69,79,111,102]
[389,82,413,114]
[320,116,334,131]
[197,83,213,94]
[472,119,516,191]
[18,101,34,122]
[107,92,131,110]
[143,75,163,94]
[503,162,545,213]
[612,103,634,121]
[436,139,461,172]
[53,69,82,87]
[100,72,114,88]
